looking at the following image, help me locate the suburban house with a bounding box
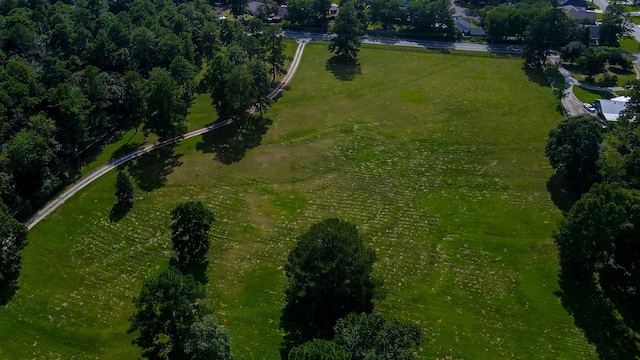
[246,1,288,22]
[558,0,599,43]
[595,96,630,121]
[454,16,486,37]
[563,5,597,24]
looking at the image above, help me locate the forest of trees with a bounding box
[0,0,287,222]
[545,84,640,356]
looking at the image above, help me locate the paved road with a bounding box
[283,30,523,54]
[593,0,640,43]
[25,40,309,230]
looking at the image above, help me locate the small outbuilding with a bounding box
[595,96,630,121]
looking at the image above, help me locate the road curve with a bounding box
[283,30,523,54]
[25,40,308,230]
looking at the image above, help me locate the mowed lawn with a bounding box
[0,43,597,359]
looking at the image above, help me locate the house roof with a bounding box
[248,1,264,15]
[587,25,600,40]
[563,6,597,23]
[596,99,628,121]
[454,16,486,36]
[558,0,587,8]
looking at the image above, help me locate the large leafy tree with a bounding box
[523,7,574,67]
[599,0,631,46]
[264,25,287,83]
[368,0,403,30]
[333,313,422,360]
[545,115,603,191]
[144,67,187,140]
[114,171,134,205]
[554,183,640,304]
[0,203,28,289]
[184,314,235,360]
[280,218,384,349]
[128,266,207,360]
[329,2,363,64]
[170,202,215,273]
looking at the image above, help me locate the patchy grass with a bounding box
[573,85,614,103]
[620,36,640,54]
[0,44,599,359]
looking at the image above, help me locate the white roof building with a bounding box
[595,96,630,121]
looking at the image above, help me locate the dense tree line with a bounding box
[0,0,221,219]
[285,0,456,38]
[0,0,287,220]
[545,86,640,340]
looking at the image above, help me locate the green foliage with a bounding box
[281,218,384,348]
[144,67,188,140]
[600,1,632,46]
[484,5,530,42]
[329,2,363,64]
[554,183,640,303]
[114,171,134,205]
[405,0,455,37]
[184,314,235,360]
[289,339,351,360]
[368,0,403,30]
[545,115,603,189]
[128,266,207,359]
[170,201,215,273]
[265,25,287,82]
[577,48,609,79]
[561,41,587,63]
[523,8,574,67]
[333,313,422,360]
[0,204,28,288]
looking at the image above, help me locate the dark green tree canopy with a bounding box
[523,7,574,67]
[333,313,422,360]
[545,115,603,190]
[0,204,28,288]
[281,218,384,348]
[170,201,215,273]
[114,171,134,205]
[184,314,235,360]
[128,266,207,359]
[554,183,640,303]
[328,2,363,63]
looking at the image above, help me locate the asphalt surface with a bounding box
[283,30,523,54]
[25,40,309,230]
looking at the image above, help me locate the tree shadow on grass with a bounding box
[111,140,144,161]
[556,273,640,360]
[126,146,182,192]
[0,283,18,305]
[523,65,551,88]
[110,201,133,222]
[326,56,362,81]
[196,116,272,165]
[546,172,581,213]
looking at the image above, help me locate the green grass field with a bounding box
[0,44,599,359]
[573,85,614,103]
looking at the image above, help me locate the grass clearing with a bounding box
[620,36,640,54]
[0,44,599,359]
[573,86,614,103]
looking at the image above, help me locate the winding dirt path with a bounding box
[25,40,308,230]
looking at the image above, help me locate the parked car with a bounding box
[583,103,596,113]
